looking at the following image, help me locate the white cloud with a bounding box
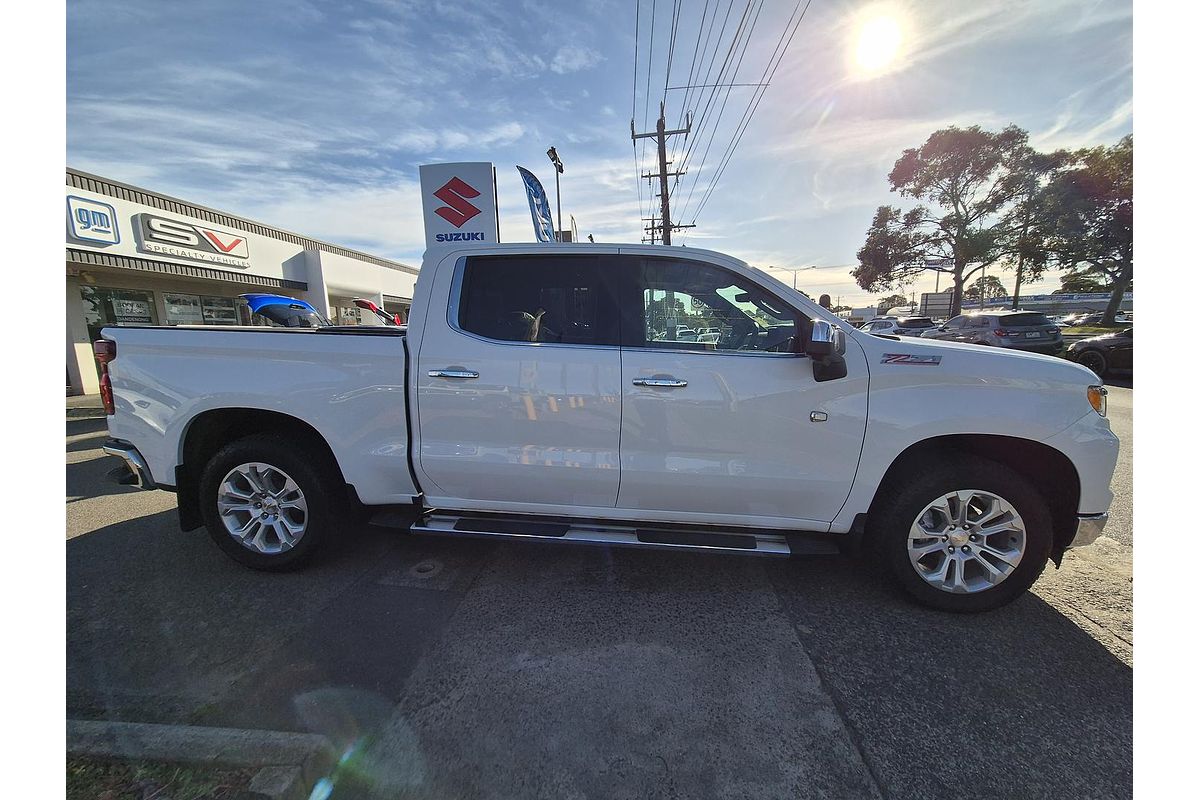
[550,45,603,74]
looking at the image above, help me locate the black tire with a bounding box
[198,433,343,571]
[1076,348,1108,378]
[869,455,1052,613]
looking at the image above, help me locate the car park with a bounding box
[1067,327,1133,378]
[98,243,1116,613]
[922,311,1064,355]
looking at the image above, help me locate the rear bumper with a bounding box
[1003,340,1064,355]
[102,438,156,490]
[1069,512,1109,549]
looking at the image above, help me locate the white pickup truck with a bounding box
[99,244,1117,612]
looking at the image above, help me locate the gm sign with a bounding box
[67,196,120,245]
[134,213,250,268]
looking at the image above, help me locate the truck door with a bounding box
[415,253,624,509]
[615,255,868,527]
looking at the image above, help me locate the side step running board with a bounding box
[410,513,840,557]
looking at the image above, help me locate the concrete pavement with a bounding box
[67,389,1132,799]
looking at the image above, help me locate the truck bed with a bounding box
[100,324,418,506]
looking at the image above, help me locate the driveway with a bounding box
[67,389,1132,798]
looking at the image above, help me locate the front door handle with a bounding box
[632,376,688,388]
[428,369,479,379]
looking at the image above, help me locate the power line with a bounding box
[674,0,765,222]
[686,0,815,238]
[632,0,645,226]
[662,0,683,106]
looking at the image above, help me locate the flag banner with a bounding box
[516,165,555,243]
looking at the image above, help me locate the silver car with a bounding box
[922,311,1064,355]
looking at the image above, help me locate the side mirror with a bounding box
[807,320,847,382]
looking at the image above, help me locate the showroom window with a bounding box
[163,293,238,326]
[81,286,159,343]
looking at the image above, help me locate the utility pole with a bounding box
[632,102,692,245]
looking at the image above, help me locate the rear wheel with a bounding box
[199,434,342,570]
[870,456,1052,612]
[1076,349,1108,378]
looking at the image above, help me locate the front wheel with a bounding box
[1076,349,1108,378]
[870,457,1052,612]
[198,434,342,570]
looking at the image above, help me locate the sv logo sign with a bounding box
[135,212,249,262]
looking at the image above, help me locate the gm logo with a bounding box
[433,177,482,228]
[67,196,120,245]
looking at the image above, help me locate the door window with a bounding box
[457,255,619,345]
[944,316,966,330]
[633,258,802,353]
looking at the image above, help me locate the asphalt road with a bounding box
[67,387,1132,799]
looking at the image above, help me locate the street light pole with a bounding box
[546,146,564,242]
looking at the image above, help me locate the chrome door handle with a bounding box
[632,377,688,388]
[428,369,479,379]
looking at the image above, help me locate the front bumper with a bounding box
[1068,512,1109,549]
[102,438,155,490]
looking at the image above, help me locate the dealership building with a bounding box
[65,168,419,395]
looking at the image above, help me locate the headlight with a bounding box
[1087,385,1107,417]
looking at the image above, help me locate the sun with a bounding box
[853,11,905,75]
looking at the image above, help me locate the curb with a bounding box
[67,719,337,800]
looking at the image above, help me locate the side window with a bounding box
[970,317,990,328]
[634,258,803,353]
[944,316,965,330]
[457,255,619,345]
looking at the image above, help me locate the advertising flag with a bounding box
[516,165,555,243]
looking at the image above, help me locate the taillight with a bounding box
[93,339,116,414]
[993,328,1010,336]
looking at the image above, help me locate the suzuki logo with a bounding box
[433,177,482,228]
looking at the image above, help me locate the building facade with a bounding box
[66,169,418,395]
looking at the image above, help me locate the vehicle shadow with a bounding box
[765,556,1132,799]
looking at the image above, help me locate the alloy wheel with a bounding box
[907,489,1026,594]
[217,462,308,554]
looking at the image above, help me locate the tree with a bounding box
[1039,135,1132,325]
[854,125,1030,316]
[963,275,1008,306]
[877,293,909,313]
[997,145,1070,308]
[1055,269,1111,294]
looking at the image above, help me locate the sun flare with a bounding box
[853,11,905,75]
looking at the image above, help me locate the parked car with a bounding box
[860,316,937,337]
[1067,328,1133,378]
[237,294,331,328]
[352,298,404,326]
[98,243,1116,613]
[922,311,1064,355]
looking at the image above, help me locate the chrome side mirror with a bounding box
[808,319,847,382]
[807,320,846,357]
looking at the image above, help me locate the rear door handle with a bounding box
[632,376,688,388]
[428,369,479,379]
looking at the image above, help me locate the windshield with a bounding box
[1000,312,1053,327]
[898,318,933,328]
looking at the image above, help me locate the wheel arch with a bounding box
[868,434,1081,565]
[175,407,349,531]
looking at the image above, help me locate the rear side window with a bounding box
[1001,313,1052,326]
[457,255,619,345]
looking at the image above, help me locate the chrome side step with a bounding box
[410,513,796,556]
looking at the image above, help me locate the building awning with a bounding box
[67,248,307,291]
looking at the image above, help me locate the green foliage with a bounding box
[876,293,909,312]
[963,275,1008,302]
[1039,135,1133,324]
[854,125,1033,316]
[1056,270,1111,293]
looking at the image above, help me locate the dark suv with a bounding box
[922,311,1064,354]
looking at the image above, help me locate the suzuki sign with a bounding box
[419,162,499,249]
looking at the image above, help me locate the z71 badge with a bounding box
[882,353,942,365]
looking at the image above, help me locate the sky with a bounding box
[66,0,1132,307]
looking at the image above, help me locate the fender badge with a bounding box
[882,353,942,365]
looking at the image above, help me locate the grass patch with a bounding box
[66,757,257,800]
[1064,325,1126,335]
